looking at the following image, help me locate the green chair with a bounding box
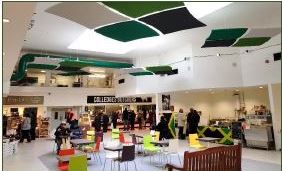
[59,155,87,171]
[111,128,120,139]
[143,135,161,163]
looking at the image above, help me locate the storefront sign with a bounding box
[3,96,44,105]
[87,96,152,104]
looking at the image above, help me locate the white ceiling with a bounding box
[22,2,281,60]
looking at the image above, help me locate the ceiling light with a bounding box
[235,89,240,92]
[40,70,46,73]
[211,92,215,94]
[209,89,213,91]
[3,52,5,56]
[68,29,133,54]
[259,86,263,89]
[216,53,221,57]
[3,18,10,23]
[185,2,232,19]
[185,91,189,93]
[88,74,106,78]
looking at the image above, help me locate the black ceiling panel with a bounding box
[201,39,236,48]
[139,7,206,34]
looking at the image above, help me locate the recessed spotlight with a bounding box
[216,53,221,57]
[25,69,27,72]
[235,89,240,92]
[185,91,189,94]
[41,70,46,73]
[3,18,10,23]
[259,86,263,89]
[3,52,5,56]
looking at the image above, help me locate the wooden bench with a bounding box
[166,144,242,171]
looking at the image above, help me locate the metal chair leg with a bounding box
[133,161,137,171]
[177,154,182,165]
[97,153,102,164]
[103,159,107,171]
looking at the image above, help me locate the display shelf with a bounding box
[38,117,50,138]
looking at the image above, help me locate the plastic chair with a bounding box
[189,134,205,149]
[163,139,182,165]
[131,134,143,152]
[102,141,120,171]
[119,132,131,144]
[111,129,120,139]
[143,135,160,163]
[114,145,137,171]
[59,155,88,171]
[83,137,102,164]
[86,130,95,141]
[59,148,75,156]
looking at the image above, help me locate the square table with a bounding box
[70,139,94,147]
[104,145,124,171]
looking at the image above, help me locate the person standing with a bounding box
[102,113,109,132]
[111,111,118,129]
[137,111,143,130]
[177,109,186,139]
[156,116,169,140]
[187,108,200,134]
[129,111,136,130]
[94,113,102,132]
[122,108,129,131]
[19,113,31,143]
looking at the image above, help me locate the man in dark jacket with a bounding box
[111,112,118,129]
[156,116,169,140]
[94,113,102,132]
[129,111,136,130]
[102,114,109,132]
[122,108,129,131]
[187,108,200,134]
[54,121,71,154]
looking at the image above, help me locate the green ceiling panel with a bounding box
[95,21,159,42]
[130,71,154,76]
[102,1,184,18]
[60,59,133,69]
[27,64,58,70]
[207,28,248,41]
[58,71,91,76]
[232,37,271,47]
[146,65,172,73]
[56,66,82,72]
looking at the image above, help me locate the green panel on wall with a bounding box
[232,37,271,47]
[146,65,172,73]
[27,64,58,70]
[130,71,154,76]
[60,60,133,69]
[58,71,91,76]
[207,28,248,41]
[102,1,184,18]
[95,21,159,42]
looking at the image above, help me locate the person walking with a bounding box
[177,109,186,139]
[122,108,129,131]
[187,108,200,134]
[129,111,136,130]
[111,111,118,129]
[19,113,31,143]
[102,113,109,132]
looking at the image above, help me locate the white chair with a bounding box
[163,139,182,165]
[102,141,120,171]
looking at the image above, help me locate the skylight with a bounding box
[185,2,232,19]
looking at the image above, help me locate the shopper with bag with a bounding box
[19,113,31,143]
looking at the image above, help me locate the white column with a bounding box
[45,72,51,86]
[268,83,281,150]
[155,93,162,124]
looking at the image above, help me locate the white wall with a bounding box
[169,87,270,124]
[241,34,281,86]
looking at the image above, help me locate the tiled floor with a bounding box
[4,130,281,171]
